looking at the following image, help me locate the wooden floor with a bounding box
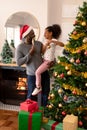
[0,109,18,130]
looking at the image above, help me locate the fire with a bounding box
[17,78,27,90]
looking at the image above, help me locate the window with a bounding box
[5,26,20,48]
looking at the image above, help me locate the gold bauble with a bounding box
[70,58,74,63]
[50,93,55,99]
[48,105,52,109]
[81,21,86,26]
[67,70,72,75]
[58,103,62,108]
[54,72,58,77]
[65,66,69,70]
[77,12,82,17]
[85,83,87,87]
[83,37,87,43]
[86,93,87,97]
[57,60,60,64]
[58,88,63,94]
[57,75,60,78]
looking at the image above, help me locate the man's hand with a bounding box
[29,45,35,55]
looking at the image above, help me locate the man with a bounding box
[15,25,50,106]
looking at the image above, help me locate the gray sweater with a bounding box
[15,41,43,75]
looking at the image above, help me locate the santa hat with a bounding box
[20,25,33,39]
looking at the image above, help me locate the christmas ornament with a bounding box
[48,96,51,100]
[65,66,69,70]
[50,93,55,99]
[77,49,81,54]
[73,20,78,25]
[85,83,87,87]
[53,72,58,77]
[57,60,60,64]
[76,59,80,64]
[81,21,86,26]
[67,70,72,75]
[57,75,60,78]
[83,37,87,43]
[70,58,74,63]
[78,121,83,126]
[58,103,62,108]
[72,90,77,95]
[77,12,82,17]
[58,88,63,94]
[86,93,87,97]
[73,31,77,35]
[60,73,64,78]
[48,105,52,109]
[64,95,68,101]
[84,50,87,56]
[62,111,66,116]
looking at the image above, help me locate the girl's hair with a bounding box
[46,24,62,39]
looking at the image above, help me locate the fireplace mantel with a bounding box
[0,62,26,71]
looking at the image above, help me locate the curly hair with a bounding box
[52,24,62,39]
[46,24,62,39]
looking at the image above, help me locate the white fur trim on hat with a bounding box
[22,26,33,38]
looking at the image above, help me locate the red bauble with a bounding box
[72,90,77,95]
[60,73,64,78]
[73,21,78,25]
[76,59,80,64]
[77,49,81,54]
[73,31,77,35]
[84,50,87,56]
[78,121,83,126]
[62,111,66,116]
[64,95,68,101]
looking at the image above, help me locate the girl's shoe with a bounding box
[32,87,42,95]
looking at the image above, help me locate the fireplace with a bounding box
[0,63,27,105]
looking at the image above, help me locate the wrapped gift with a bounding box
[18,110,42,130]
[42,120,85,130]
[63,114,78,130]
[41,119,62,130]
[20,99,39,112]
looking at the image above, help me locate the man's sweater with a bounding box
[15,41,43,75]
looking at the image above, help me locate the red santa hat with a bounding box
[20,25,33,39]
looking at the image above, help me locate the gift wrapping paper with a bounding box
[41,120,85,130]
[18,110,42,130]
[63,114,78,130]
[20,99,39,112]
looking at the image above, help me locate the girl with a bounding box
[32,24,64,95]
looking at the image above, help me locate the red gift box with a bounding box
[20,99,39,112]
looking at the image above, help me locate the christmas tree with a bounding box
[10,39,15,58]
[1,40,13,63]
[10,39,15,48]
[44,2,87,129]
